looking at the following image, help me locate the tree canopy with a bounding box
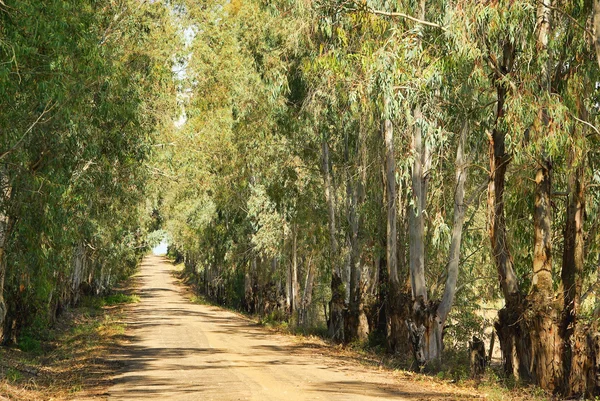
[3,0,600,397]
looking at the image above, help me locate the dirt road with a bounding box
[108,255,477,401]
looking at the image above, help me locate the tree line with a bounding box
[0,1,176,343]
[159,0,600,397]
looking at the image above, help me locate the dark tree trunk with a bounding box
[0,169,13,342]
[381,96,410,353]
[322,138,345,341]
[488,39,533,382]
[298,255,314,327]
[561,135,587,394]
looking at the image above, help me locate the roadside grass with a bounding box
[0,291,138,401]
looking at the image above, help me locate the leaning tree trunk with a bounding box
[407,122,469,366]
[433,122,469,359]
[322,138,345,341]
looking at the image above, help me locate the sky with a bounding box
[153,239,168,255]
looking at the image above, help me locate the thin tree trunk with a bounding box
[299,255,314,327]
[322,137,344,341]
[384,96,398,286]
[594,0,600,69]
[383,95,409,352]
[437,122,469,325]
[71,241,87,305]
[0,168,12,342]
[291,225,299,314]
[409,103,427,304]
[561,160,585,394]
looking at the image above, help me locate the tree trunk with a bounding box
[593,0,600,69]
[409,103,427,305]
[291,225,299,315]
[437,122,468,325]
[345,124,368,342]
[0,169,13,342]
[407,122,469,366]
[488,39,530,381]
[561,131,587,393]
[299,255,314,327]
[384,96,398,286]
[406,98,433,367]
[322,137,344,341]
[528,158,561,391]
[71,241,87,305]
[382,95,408,353]
[525,3,562,391]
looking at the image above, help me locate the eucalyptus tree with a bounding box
[449,0,600,395]
[161,0,319,316]
[0,0,176,341]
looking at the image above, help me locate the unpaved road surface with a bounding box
[109,255,477,401]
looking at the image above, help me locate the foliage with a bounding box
[0,0,178,342]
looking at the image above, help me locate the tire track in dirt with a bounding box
[108,255,478,401]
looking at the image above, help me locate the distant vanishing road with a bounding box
[108,255,477,401]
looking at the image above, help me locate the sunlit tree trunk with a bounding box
[407,121,468,366]
[407,7,429,361]
[434,122,468,355]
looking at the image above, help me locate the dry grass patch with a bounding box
[0,292,137,401]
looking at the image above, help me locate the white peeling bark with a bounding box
[437,122,468,324]
[409,104,427,303]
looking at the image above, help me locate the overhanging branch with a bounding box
[365,6,445,30]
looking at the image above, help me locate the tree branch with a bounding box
[535,0,594,41]
[0,101,56,161]
[366,7,446,30]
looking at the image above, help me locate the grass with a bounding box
[0,291,138,400]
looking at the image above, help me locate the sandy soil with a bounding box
[108,255,480,401]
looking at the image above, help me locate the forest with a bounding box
[3,0,600,398]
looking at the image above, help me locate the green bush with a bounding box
[17,334,42,354]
